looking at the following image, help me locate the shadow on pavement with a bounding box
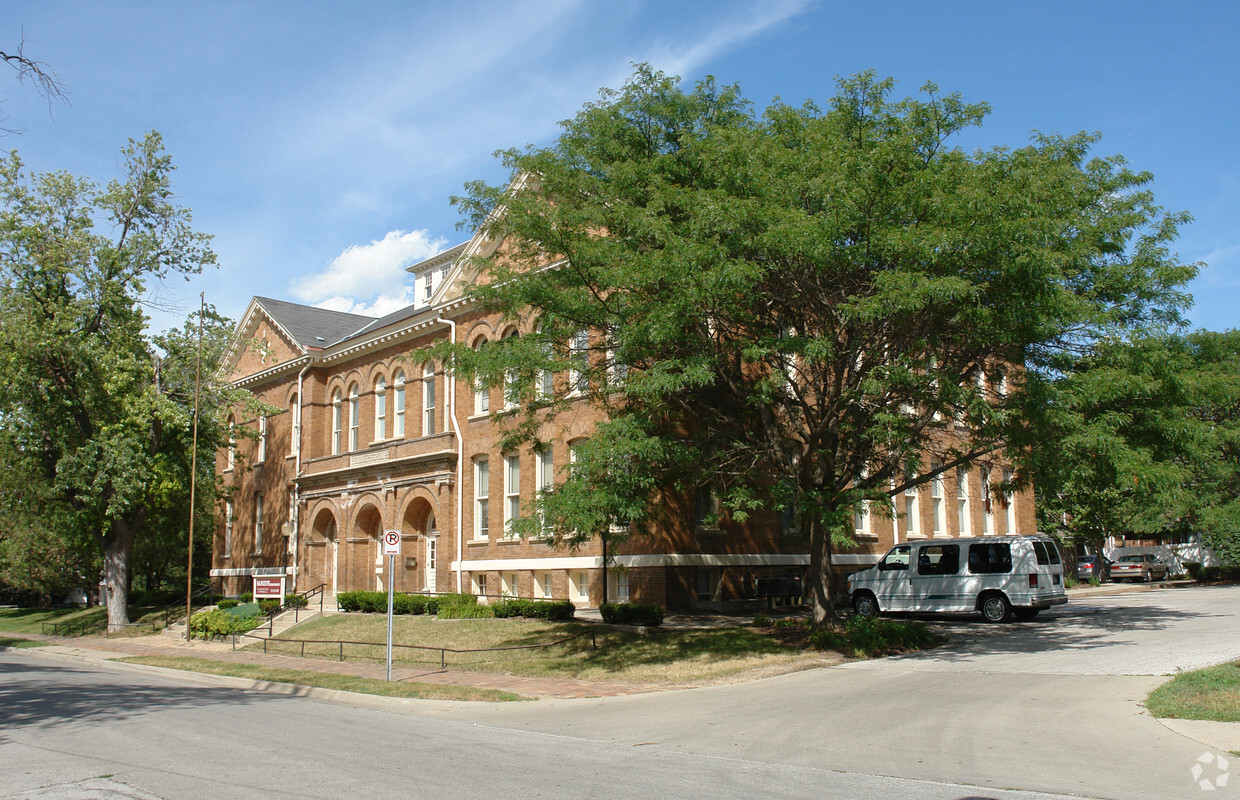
[0,656,290,733]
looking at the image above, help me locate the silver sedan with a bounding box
[1109,553,1169,582]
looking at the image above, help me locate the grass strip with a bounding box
[1147,661,1240,722]
[118,655,529,702]
[0,636,47,648]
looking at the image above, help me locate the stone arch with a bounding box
[398,489,439,593]
[343,501,384,592]
[464,319,496,347]
[303,505,338,593]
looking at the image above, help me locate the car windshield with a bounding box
[1117,555,1146,563]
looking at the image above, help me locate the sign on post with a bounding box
[382,530,400,681]
[253,576,284,599]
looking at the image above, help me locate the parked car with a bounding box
[1077,554,1111,581]
[848,535,1068,623]
[1108,553,1169,582]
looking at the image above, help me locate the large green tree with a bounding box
[1036,331,1240,566]
[0,132,226,628]
[441,67,1197,624]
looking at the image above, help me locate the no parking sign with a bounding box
[382,529,401,555]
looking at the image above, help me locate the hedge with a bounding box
[1186,563,1240,582]
[491,599,576,621]
[216,599,239,609]
[337,591,439,615]
[599,603,664,626]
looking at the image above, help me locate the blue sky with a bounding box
[4,1,1237,333]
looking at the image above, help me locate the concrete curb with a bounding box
[1156,717,1240,755]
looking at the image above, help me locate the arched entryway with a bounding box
[345,504,383,592]
[304,507,338,593]
[400,497,438,594]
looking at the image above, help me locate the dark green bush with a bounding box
[284,593,308,608]
[808,616,935,657]
[258,599,281,614]
[337,591,439,615]
[600,603,664,626]
[239,592,253,603]
[1192,564,1240,583]
[491,599,576,620]
[189,608,259,639]
[216,599,240,609]
[437,593,492,619]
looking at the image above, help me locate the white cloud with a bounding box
[290,229,446,313]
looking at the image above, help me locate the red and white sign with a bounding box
[382,529,401,555]
[253,576,284,599]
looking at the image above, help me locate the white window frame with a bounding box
[471,573,487,599]
[226,415,236,469]
[956,466,971,536]
[853,470,871,537]
[504,453,521,538]
[503,331,519,410]
[570,571,589,603]
[502,571,518,599]
[535,571,552,599]
[393,371,405,438]
[289,397,299,456]
[347,383,359,451]
[473,341,490,414]
[223,500,233,558]
[422,363,436,436]
[608,569,630,602]
[254,493,264,555]
[1003,469,1017,534]
[568,329,589,396]
[536,447,554,535]
[981,466,995,535]
[331,391,342,454]
[257,415,267,463]
[374,377,386,441]
[473,457,489,540]
[422,270,434,303]
[931,461,945,536]
[904,477,921,538]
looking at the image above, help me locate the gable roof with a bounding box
[253,296,376,350]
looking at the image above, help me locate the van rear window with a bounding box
[917,545,960,576]
[968,543,1012,574]
[1031,541,1062,566]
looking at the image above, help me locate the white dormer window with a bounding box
[422,271,434,304]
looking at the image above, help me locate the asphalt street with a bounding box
[2,585,1238,800]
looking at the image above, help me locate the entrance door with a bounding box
[425,537,437,593]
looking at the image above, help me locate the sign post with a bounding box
[382,529,401,681]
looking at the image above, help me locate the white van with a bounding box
[847,535,1068,622]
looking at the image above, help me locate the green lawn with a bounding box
[1147,661,1240,722]
[0,635,47,648]
[248,613,837,685]
[0,605,168,636]
[119,656,527,702]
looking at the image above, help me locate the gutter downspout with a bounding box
[436,314,463,593]
[291,360,311,591]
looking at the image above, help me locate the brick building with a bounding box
[210,236,1036,609]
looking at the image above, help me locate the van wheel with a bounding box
[853,593,879,619]
[1013,608,1040,621]
[980,593,1011,623]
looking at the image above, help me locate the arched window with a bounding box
[348,383,360,451]
[473,341,489,414]
[289,395,299,456]
[331,389,342,454]
[226,414,236,469]
[374,376,387,441]
[257,414,267,462]
[422,362,436,436]
[503,330,519,410]
[393,371,406,438]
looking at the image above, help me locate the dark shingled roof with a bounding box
[339,303,425,342]
[254,297,376,349]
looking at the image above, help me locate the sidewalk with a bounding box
[0,628,664,700]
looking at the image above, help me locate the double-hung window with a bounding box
[374,377,386,440]
[473,457,489,539]
[393,371,405,438]
[504,453,521,537]
[347,383,359,451]
[422,363,436,435]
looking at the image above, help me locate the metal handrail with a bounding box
[232,627,598,670]
[260,583,326,635]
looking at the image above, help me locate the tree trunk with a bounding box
[102,513,142,630]
[808,516,841,627]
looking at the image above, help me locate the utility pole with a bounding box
[184,293,205,638]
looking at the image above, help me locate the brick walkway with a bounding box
[0,629,666,699]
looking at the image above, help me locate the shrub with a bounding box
[216,599,240,609]
[258,599,281,615]
[188,609,260,639]
[284,593,308,608]
[1192,564,1240,583]
[491,599,576,621]
[809,616,935,657]
[600,603,664,626]
[337,591,439,615]
[437,593,492,619]
[239,592,253,603]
